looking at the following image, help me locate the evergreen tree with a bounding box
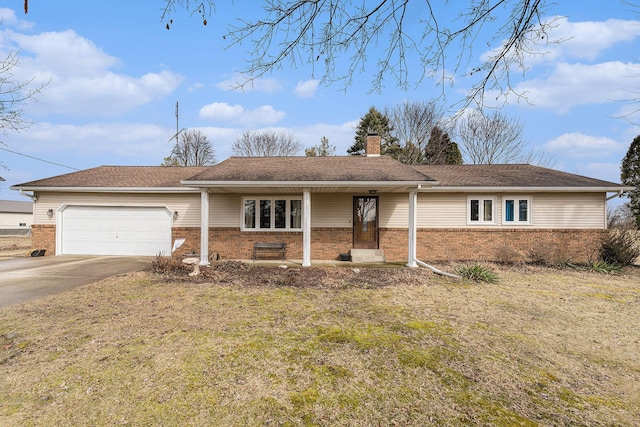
[445,142,463,165]
[621,135,640,228]
[347,107,401,157]
[425,127,461,164]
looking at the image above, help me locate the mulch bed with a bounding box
[151,259,437,289]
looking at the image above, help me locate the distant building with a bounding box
[0,200,33,235]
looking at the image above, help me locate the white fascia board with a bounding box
[10,186,200,193]
[180,180,436,188]
[421,186,633,193]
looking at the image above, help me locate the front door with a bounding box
[353,196,379,249]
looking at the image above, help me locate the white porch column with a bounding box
[407,190,418,268]
[302,189,311,267]
[200,189,209,266]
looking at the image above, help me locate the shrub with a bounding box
[151,254,189,274]
[456,264,498,284]
[600,230,640,266]
[588,260,621,275]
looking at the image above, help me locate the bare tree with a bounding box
[163,129,216,166]
[159,0,555,106]
[456,109,553,165]
[232,129,302,157]
[305,136,335,156]
[1,49,47,169]
[1,51,45,141]
[387,100,448,164]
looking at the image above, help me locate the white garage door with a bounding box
[61,206,172,256]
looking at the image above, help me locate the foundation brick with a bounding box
[31,224,56,256]
[39,224,605,264]
[173,227,604,264]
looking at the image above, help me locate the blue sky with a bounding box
[1,1,639,203]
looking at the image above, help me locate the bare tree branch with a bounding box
[0,51,45,142]
[232,129,302,156]
[456,109,553,166]
[386,100,448,164]
[164,129,216,166]
[218,0,557,106]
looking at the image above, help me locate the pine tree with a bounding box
[347,107,401,157]
[445,142,463,165]
[424,127,462,164]
[621,135,640,228]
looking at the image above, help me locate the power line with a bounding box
[0,146,80,171]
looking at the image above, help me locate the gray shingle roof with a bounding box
[186,156,433,182]
[412,164,623,188]
[13,166,210,188]
[12,161,626,190]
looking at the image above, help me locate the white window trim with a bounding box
[467,196,497,225]
[502,196,532,225]
[241,196,303,232]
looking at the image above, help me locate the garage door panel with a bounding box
[61,206,172,256]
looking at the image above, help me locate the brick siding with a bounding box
[412,228,605,264]
[172,226,605,264]
[172,227,352,260]
[31,224,56,256]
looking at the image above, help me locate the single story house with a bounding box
[0,200,33,235]
[11,135,631,266]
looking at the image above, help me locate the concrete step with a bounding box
[350,249,385,263]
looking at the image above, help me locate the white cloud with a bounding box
[16,122,171,158]
[294,79,319,98]
[198,102,244,121]
[11,30,119,75]
[198,102,285,125]
[483,17,640,68]
[2,28,183,117]
[581,162,623,184]
[239,105,286,126]
[504,61,639,112]
[542,17,640,62]
[292,121,358,155]
[215,73,283,93]
[543,132,624,158]
[0,7,33,30]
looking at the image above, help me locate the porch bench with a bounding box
[253,242,286,261]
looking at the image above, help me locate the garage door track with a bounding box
[0,256,151,308]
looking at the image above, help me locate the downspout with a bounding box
[606,190,624,201]
[19,189,37,201]
[409,185,460,278]
[415,259,462,279]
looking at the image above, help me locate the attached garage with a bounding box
[59,206,172,256]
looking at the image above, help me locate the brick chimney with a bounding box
[365,133,381,157]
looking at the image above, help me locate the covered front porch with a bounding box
[178,188,423,268]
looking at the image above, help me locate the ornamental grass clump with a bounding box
[456,264,498,283]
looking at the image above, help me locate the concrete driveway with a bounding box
[0,256,151,309]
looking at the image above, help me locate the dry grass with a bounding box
[1,263,639,426]
[0,235,31,259]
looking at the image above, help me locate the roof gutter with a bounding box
[422,186,634,193]
[11,186,201,194]
[180,180,438,188]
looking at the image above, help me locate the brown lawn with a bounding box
[1,261,639,426]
